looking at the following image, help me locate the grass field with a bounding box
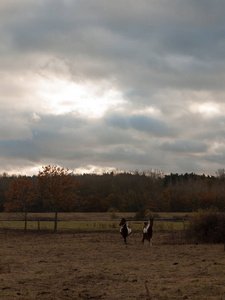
[1,212,225,299]
[0,212,191,221]
[0,220,185,232]
[1,229,225,299]
[0,212,188,232]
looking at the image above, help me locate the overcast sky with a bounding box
[1,0,225,176]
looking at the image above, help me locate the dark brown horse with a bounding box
[119,218,132,244]
[142,218,153,245]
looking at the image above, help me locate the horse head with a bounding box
[150,217,154,228]
[143,221,148,228]
[119,218,127,227]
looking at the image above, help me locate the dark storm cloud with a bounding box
[3,0,225,88]
[161,140,209,153]
[106,113,177,137]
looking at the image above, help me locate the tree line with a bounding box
[1,167,225,221]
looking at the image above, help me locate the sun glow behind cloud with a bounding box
[37,77,125,117]
[198,104,219,115]
[190,102,220,116]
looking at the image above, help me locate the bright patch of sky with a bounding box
[190,102,220,116]
[37,77,126,117]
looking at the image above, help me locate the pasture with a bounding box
[0,212,187,232]
[0,213,225,299]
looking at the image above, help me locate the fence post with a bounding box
[37,217,40,231]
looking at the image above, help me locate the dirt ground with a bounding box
[0,229,225,300]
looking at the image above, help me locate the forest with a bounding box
[0,166,225,215]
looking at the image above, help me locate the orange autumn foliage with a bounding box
[38,165,80,210]
[5,178,36,214]
[5,178,36,231]
[38,165,81,231]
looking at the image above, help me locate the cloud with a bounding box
[0,0,225,175]
[30,112,41,122]
[106,113,177,137]
[161,140,209,153]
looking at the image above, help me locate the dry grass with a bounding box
[1,229,225,300]
[0,212,186,232]
[0,212,191,222]
[0,212,135,222]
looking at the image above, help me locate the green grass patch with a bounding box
[0,212,191,222]
[0,219,187,232]
[154,221,185,231]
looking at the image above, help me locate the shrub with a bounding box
[135,208,155,220]
[107,207,119,219]
[135,208,146,220]
[187,209,225,243]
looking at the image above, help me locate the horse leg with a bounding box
[142,233,146,243]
